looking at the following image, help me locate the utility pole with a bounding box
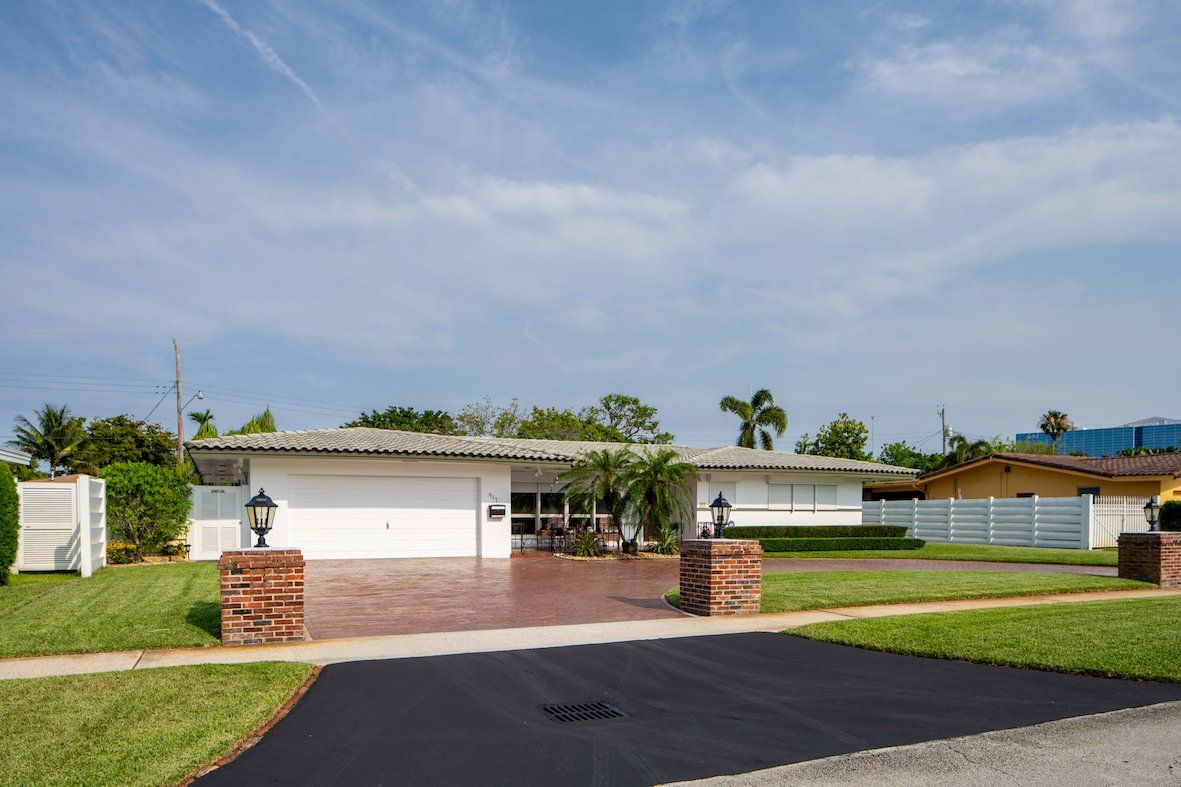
[870,415,875,456]
[939,405,949,455]
[174,339,184,468]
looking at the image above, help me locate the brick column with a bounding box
[219,549,306,645]
[1118,532,1181,588]
[679,539,762,616]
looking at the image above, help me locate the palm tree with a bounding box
[719,389,788,450]
[558,449,638,552]
[1039,410,1073,450]
[941,434,992,468]
[188,409,218,440]
[225,408,277,436]
[623,448,697,553]
[11,404,88,477]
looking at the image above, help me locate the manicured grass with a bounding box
[666,570,1148,613]
[0,572,77,616]
[0,662,312,786]
[0,562,220,658]
[763,542,1118,567]
[791,595,1181,682]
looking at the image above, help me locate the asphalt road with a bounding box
[200,633,1181,786]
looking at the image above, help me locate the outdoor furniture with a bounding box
[536,529,552,551]
[598,528,622,553]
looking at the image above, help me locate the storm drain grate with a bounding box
[539,701,628,724]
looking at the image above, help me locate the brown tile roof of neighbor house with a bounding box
[921,452,1181,480]
[186,428,916,476]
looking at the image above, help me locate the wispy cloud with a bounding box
[197,0,325,112]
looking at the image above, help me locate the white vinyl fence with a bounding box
[16,476,107,576]
[864,495,1156,550]
[187,485,246,561]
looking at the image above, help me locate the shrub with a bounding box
[723,525,909,539]
[0,471,17,585]
[102,462,191,555]
[571,529,603,557]
[755,537,925,552]
[1161,501,1181,532]
[649,522,681,555]
[106,541,140,564]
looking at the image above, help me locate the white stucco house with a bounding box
[185,428,914,561]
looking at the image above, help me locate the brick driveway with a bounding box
[304,554,1113,639]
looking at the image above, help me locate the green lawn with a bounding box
[0,572,77,616]
[0,662,312,786]
[0,562,220,658]
[763,542,1118,566]
[791,595,1181,682]
[667,570,1149,613]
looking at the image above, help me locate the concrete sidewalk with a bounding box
[2,586,1177,681]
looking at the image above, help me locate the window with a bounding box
[710,482,737,505]
[816,485,837,509]
[792,484,815,510]
[1016,492,1035,498]
[1078,486,1100,500]
[511,491,537,536]
[768,483,791,507]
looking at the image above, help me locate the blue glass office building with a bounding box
[1016,419,1181,457]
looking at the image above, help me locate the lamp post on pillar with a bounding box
[244,488,277,547]
[1144,497,1161,532]
[709,492,732,539]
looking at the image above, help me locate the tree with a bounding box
[719,389,787,450]
[11,404,88,477]
[0,469,17,584]
[795,413,871,460]
[188,409,218,440]
[585,394,673,444]
[225,408,277,436]
[74,415,175,472]
[623,448,697,553]
[515,407,597,441]
[102,462,192,556]
[557,449,639,552]
[1039,410,1074,448]
[344,406,455,434]
[876,441,943,474]
[942,434,992,468]
[453,397,524,438]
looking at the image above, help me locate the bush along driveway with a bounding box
[667,570,1150,613]
[761,542,1119,567]
[0,562,219,658]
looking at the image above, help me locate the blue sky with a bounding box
[1,0,1179,452]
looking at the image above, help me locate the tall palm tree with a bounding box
[1039,410,1073,450]
[11,404,88,477]
[558,449,638,551]
[719,388,788,450]
[941,434,992,468]
[225,408,277,436]
[623,448,698,553]
[187,409,218,440]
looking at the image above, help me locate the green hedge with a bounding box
[756,537,925,552]
[1162,500,1181,532]
[0,470,17,585]
[723,525,909,539]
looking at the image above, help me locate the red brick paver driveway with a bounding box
[305,556,683,639]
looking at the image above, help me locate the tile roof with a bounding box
[187,428,915,476]
[922,452,1181,479]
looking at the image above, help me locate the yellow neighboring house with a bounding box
[865,453,1181,501]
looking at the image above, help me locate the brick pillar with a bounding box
[679,539,762,616]
[219,549,306,645]
[1118,532,1181,588]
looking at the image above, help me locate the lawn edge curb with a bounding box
[181,664,320,784]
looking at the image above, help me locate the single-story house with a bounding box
[864,452,1181,502]
[186,428,914,561]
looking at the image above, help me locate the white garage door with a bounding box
[286,475,479,560]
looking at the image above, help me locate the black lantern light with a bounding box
[709,492,732,539]
[1144,498,1161,532]
[245,488,278,547]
